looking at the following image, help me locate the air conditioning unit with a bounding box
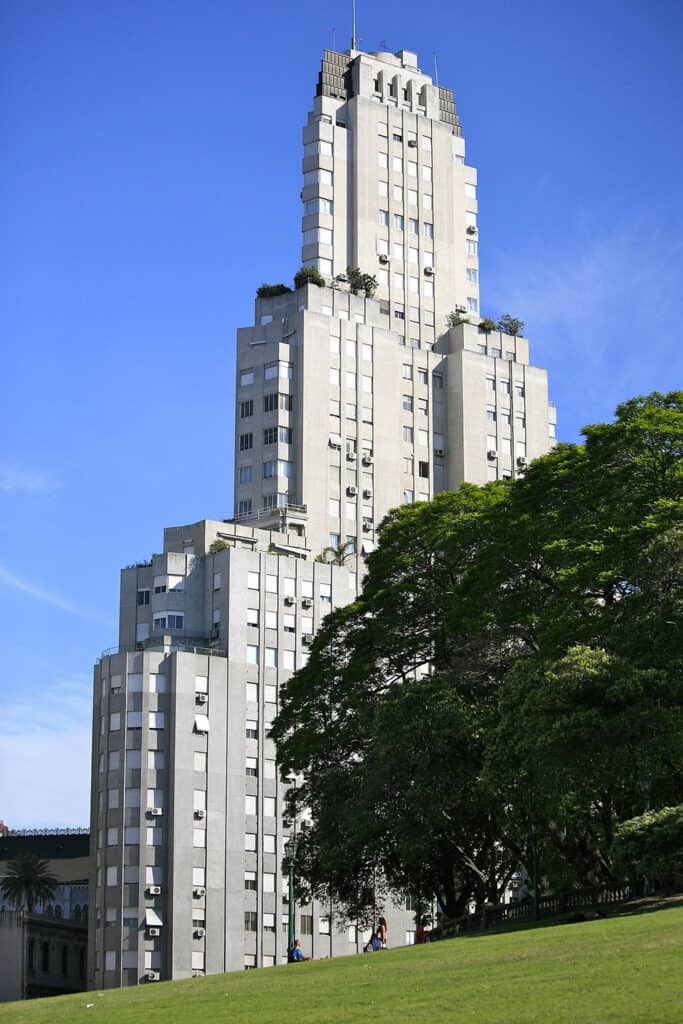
[301,597,313,609]
[362,455,373,466]
[284,595,296,606]
[346,450,357,461]
[466,225,478,234]
[195,692,208,705]
[363,488,373,498]
[362,520,373,532]
[378,253,389,264]
[434,448,445,457]
[194,809,206,820]
[194,887,207,898]
[146,971,160,982]
[346,484,358,496]
[455,304,467,313]
[149,807,163,817]
[487,449,497,460]
[148,885,162,896]
[194,927,206,938]
[407,138,417,147]
[424,266,434,276]
[516,456,528,467]
[302,633,314,646]
[147,927,160,937]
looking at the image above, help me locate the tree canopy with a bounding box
[1,853,58,913]
[271,392,683,920]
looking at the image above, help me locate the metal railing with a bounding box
[2,827,89,836]
[434,882,633,939]
[232,502,308,524]
[99,639,221,661]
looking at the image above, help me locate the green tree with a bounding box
[294,266,326,289]
[1,854,58,913]
[273,392,683,916]
[496,313,525,336]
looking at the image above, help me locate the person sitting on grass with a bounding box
[289,938,308,962]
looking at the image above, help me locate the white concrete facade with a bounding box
[90,44,556,988]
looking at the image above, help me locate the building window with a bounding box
[246,719,258,740]
[245,871,257,891]
[246,644,259,665]
[402,395,413,412]
[245,911,257,931]
[240,400,253,418]
[245,795,257,815]
[264,426,278,445]
[418,398,428,415]
[403,489,414,503]
[300,914,313,935]
[378,208,389,225]
[279,426,293,444]
[424,222,433,239]
[240,369,255,387]
[486,408,496,422]
[264,360,293,381]
[466,268,479,284]
[239,433,253,451]
[393,212,404,230]
[237,499,252,517]
[418,368,428,385]
[466,239,478,255]
[137,589,150,606]
[394,304,405,320]
[467,297,479,313]
[419,461,429,478]
[403,426,414,443]
[245,757,258,778]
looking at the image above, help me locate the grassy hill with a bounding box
[2,905,682,1024]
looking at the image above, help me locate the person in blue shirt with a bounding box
[289,938,307,962]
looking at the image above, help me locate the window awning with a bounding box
[361,540,376,554]
[194,714,210,734]
[145,909,163,927]
[270,542,311,558]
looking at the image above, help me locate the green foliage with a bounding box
[208,539,228,554]
[0,854,58,913]
[496,313,525,336]
[612,806,683,892]
[479,318,497,333]
[294,266,326,289]
[446,309,470,328]
[273,392,683,918]
[346,266,378,297]
[256,283,293,298]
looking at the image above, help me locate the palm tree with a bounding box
[1,853,58,913]
[319,541,354,566]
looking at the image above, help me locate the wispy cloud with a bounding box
[0,675,92,828]
[0,466,62,494]
[484,221,683,429]
[0,563,116,627]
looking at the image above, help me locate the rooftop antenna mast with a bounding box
[351,0,358,49]
[433,50,439,86]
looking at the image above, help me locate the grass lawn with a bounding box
[2,904,682,1024]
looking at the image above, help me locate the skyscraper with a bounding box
[88,45,555,988]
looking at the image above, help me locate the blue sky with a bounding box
[2,0,682,827]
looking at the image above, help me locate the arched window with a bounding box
[41,942,50,973]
